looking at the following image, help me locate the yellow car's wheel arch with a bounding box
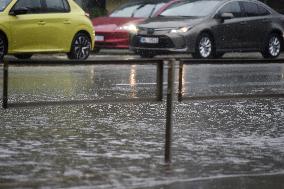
[67,30,93,60]
[0,30,9,60]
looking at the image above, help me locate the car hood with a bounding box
[138,16,205,29]
[92,17,145,32]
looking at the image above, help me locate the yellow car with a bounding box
[0,0,95,60]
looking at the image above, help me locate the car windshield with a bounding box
[160,1,220,17]
[0,0,12,11]
[110,2,166,18]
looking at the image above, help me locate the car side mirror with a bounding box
[9,7,29,16]
[220,12,234,20]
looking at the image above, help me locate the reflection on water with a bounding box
[0,64,283,189]
[5,65,157,102]
[129,65,137,98]
[89,66,96,84]
[183,64,284,96]
[181,65,186,95]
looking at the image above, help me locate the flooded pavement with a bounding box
[0,58,284,189]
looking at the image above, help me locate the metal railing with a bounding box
[2,58,284,164]
[4,58,284,108]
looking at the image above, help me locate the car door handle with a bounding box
[262,19,269,23]
[38,21,46,25]
[240,21,247,25]
[64,20,71,24]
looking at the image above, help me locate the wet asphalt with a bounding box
[0,51,283,189]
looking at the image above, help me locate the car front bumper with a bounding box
[95,31,130,49]
[130,46,188,53]
[130,33,192,53]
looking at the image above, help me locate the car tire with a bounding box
[0,34,7,61]
[192,33,215,59]
[67,32,91,60]
[14,54,33,59]
[137,50,156,58]
[261,33,282,59]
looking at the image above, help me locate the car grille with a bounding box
[132,35,175,48]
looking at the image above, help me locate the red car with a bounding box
[92,0,182,52]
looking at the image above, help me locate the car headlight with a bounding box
[170,26,191,33]
[118,24,138,34]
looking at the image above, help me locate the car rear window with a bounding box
[242,2,271,17]
[242,2,259,17]
[258,4,270,16]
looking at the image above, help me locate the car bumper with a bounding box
[130,34,190,53]
[130,46,188,53]
[95,31,130,49]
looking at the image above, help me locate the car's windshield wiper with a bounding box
[148,4,157,18]
[131,4,146,17]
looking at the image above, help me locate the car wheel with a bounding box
[137,50,156,58]
[192,33,215,59]
[262,33,282,59]
[0,34,7,61]
[67,32,91,60]
[14,54,33,59]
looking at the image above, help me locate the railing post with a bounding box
[2,60,8,109]
[165,58,175,164]
[178,61,184,102]
[156,61,164,101]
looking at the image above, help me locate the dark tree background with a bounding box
[75,0,107,18]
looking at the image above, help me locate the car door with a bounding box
[9,0,44,52]
[213,1,245,50]
[240,1,271,49]
[39,0,72,51]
